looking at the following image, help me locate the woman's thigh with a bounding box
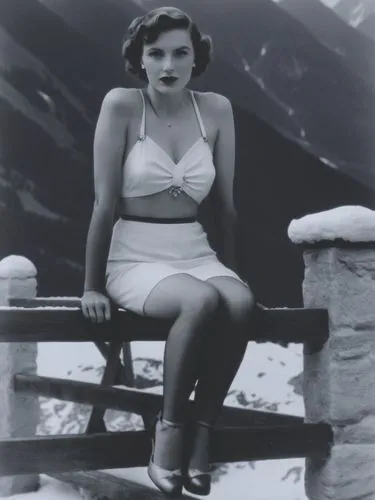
[143,273,220,320]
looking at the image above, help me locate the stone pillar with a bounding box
[288,206,375,500]
[0,255,40,496]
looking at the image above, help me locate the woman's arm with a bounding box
[212,94,239,274]
[82,88,129,320]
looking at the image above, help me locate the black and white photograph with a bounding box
[1,1,375,499]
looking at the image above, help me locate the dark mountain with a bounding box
[1,0,374,306]
[280,0,375,86]
[0,0,129,119]
[37,0,141,61]
[232,105,375,306]
[358,12,375,40]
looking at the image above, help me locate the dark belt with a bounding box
[120,214,197,224]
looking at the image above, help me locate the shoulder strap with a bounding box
[138,89,146,141]
[190,91,208,142]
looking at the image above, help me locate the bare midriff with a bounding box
[117,190,199,219]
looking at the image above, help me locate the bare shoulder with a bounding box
[194,91,232,116]
[100,87,140,118]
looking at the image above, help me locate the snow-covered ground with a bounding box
[4,340,307,500]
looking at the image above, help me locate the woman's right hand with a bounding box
[81,290,112,323]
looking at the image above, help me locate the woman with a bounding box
[81,6,255,497]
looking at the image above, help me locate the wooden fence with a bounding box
[0,275,331,499]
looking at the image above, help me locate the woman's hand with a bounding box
[81,290,112,323]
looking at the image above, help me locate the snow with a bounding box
[241,57,251,73]
[5,476,80,500]
[321,0,340,6]
[2,338,308,500]
[0,74,75,150]
[320,157,339,169]
[274,0,339,5]
[0,26,91,124]
[0,306,80,310]
[0,166,68,223]
[288,205,375,244]
[17,190,68,222]
[350,2,370,26]
[0,256,37,278]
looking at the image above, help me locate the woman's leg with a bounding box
[188,277,255,470]
[142,273,221,470]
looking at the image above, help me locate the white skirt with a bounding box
[105,218,247,315]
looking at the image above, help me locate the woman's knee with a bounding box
[180,282,220,318]
[222,285,255,325]
[233,287,255,322]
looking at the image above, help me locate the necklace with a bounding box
[145,90,188,199]
[146,91,188,128]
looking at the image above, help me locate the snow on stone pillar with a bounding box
[0,255,39,496]
[288,206,375,500]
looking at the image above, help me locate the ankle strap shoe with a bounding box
[183,420,212,496]
[147,412,184,497]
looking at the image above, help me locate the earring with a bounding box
[141,63,145,69]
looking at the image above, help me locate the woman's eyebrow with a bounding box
[146,45,191,52]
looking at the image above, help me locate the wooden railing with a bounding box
[0,289,331,499]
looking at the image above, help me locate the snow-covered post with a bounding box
[288,206,375,500]
[0,255,40,496]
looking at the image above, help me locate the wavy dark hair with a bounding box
[121,7,213,81]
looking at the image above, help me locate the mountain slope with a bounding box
[280,0,375,87]
[358,12,375,40]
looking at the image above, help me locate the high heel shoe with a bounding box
[184,420,212,496]
[147,412,184,497]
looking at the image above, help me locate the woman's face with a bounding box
[141,28,195,93]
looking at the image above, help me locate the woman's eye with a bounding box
[176,50,188,57]
[149,51,162,58]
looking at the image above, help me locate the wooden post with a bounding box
[289,206,375,500]
[0,255,40,496]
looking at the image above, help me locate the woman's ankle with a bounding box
[196,419,213,428]
[161,416,184,428]
[187,422,211,472]
[153,417,184,471]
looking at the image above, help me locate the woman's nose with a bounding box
[162,56,174,71]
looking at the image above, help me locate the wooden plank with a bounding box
[9,297,82,307]
[14,373,305,427]
[122,342,135,386]
[94,341,148,428]
[93,340,127,384]
[210,423,333,463]
[48,470,196,500]
[86,340,123,433]
[0,306,329,344]
[0,424,332,476]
